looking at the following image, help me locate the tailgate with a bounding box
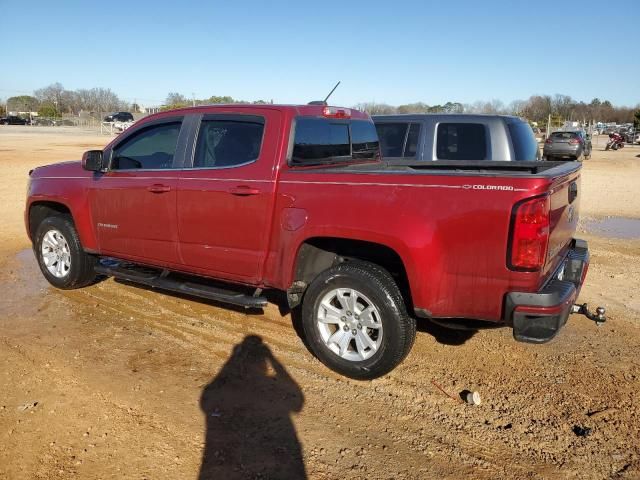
[544,168,581,278]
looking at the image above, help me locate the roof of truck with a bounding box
[143,104,371,121]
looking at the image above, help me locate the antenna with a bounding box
[323,81,341,104]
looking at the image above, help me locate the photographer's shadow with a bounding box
[199,335,306,479]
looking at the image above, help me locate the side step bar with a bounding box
[95,261,268,309]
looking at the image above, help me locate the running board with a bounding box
[95,262,268,309]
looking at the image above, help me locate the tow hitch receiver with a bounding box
[572,303,606,326]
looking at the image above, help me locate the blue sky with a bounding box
[1,0,638,108]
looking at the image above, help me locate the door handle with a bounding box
[147,184,171,193]
[229,185,260,196]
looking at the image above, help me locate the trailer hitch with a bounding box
[571,303,606,326]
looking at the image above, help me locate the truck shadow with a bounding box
[111,279,494,348]
[416,319,503,346]
[198,335,306,480]
[416,320,478,345]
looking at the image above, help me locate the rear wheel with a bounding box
[34,215,97,289]
[301,261,416,380]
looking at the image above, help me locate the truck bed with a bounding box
[316,160,581,178]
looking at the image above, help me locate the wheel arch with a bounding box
[27,200,98,252]
[28,201,73,240]
[288,237,414,312]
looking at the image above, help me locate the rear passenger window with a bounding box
[436,123,487,160]
[112,122,181,170]
[194,118,264,168]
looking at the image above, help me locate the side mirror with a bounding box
[586,134,591,140]
[82,150,103,171]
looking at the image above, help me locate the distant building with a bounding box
[140,105,162,114]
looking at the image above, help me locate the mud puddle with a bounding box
[583,216,640,239]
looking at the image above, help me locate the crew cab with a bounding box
[26,104,597,379]
[373,114,540,163]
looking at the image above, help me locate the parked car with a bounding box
[32,118,56,126]
[372,114,540,162]
[0,115,29,125]
[103,112,134,123]
[623,129,638,144]
[543,131,592,161]
[26,104,600,379]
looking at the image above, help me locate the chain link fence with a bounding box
[18,112,149,135]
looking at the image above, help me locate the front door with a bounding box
[177,110,282,283]
[90,118,186,265]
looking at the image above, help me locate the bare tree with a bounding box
[353,102,397,115]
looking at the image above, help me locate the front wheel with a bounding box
[301,261,416,380]
[34,215,97,289]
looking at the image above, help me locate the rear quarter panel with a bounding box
[267,168,556,321]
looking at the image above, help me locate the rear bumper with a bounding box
[504,239,589,343]
[543,146,581,158]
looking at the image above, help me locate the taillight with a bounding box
[569,138,581,145]
[509,196,550,270]
[322,106,351,119]
[545,138,553,144]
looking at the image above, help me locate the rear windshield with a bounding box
[436,123,487,160]
[551,132,579,139]
[508,121,540,160]
[291,117,380,165]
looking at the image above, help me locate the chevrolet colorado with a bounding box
[26,104,602,379]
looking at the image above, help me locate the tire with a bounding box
[301,261,416,380]
[605,143,610,151]
[612,144,618,151]
[34,215,97,289]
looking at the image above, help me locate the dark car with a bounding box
[103,112,134,123]
[0,115,29,125]
[543,131,592,161]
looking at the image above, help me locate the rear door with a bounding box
[176,110,282,283]
[90,116,188,265]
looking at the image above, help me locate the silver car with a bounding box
[543,131,591,161]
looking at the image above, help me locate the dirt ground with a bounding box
[1,126,639,480]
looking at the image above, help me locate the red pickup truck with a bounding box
[26,104,602,379]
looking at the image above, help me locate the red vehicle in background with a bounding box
[25,104,604,379]
[605,132,625,150]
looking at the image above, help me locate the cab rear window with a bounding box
[291,118,380,166]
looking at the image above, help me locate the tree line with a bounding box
[2,85,638,126]
[161,92,273,110]
[355,95,639,125]
[3,83,129,117]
